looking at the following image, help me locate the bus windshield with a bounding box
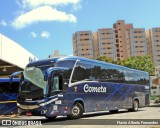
[23,66,47,93]
[19,59,76,99]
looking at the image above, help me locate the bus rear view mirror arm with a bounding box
[10,71,23,83]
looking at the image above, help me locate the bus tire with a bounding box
[68,103,84,119]
[110,110,118,113]
[45,116,57,120]
[128,100,139,112]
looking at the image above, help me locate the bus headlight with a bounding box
[17,103,20,106]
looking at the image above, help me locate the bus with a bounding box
[10,56,150,119]
[0,78,20,115]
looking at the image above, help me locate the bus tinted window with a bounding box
[72,62,92,82]
[72,61,126,83]
[124,71,149,85]
[102,66,125,83]
[72,61,149,85]
[57,60,76,84]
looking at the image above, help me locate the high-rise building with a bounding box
[127,28,147,57]
[73,20,150,63]
[146,28,160,66]
[97,28,117,60]
[113,20,133,60]
[73,31,94,59]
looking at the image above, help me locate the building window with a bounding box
[116,39,119,43]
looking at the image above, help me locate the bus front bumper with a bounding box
[17,103,69,117]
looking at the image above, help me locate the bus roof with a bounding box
[27,56,149,75]
[0,78,20,83]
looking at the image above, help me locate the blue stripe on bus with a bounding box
[0,78,20,83]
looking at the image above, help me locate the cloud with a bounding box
[41,31,50,39]
[0,20,7,26]
[30,32,37,38]
[22,0,80,8]
[72,3,82,11]
[11,6,77,29]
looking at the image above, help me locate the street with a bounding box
[1,104,160,128]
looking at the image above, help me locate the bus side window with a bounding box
[51,76,59,92]
[51,74,63,92]
[72,62,92,83]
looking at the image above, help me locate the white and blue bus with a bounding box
[10,56,150,119]
[0,78,20,114]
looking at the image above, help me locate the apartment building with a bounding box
[73,20,149,62]
[97,28,117,60]
[127,28,147,57]
[146,28,160,66]
[73,31,94,59]
[113,20,132,60]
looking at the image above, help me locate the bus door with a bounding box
[45,67,69,96]
[46,69,69,116]
[49,71,64,95]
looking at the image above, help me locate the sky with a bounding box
[0,0,160,59]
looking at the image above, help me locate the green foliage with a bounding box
[97,55,155,74]
[97,56,114,63]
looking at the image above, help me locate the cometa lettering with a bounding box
[84,84,106,93]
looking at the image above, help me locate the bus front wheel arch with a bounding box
[67,102,84,119]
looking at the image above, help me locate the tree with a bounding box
[97,56,114,63]
[119,55,154,74]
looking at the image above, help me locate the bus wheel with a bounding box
[128,100,139,112]
[68,103,84,119]
[45,116,57,120]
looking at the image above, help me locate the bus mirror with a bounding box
[10,71,23,83]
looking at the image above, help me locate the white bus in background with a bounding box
[150,76,160,96]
